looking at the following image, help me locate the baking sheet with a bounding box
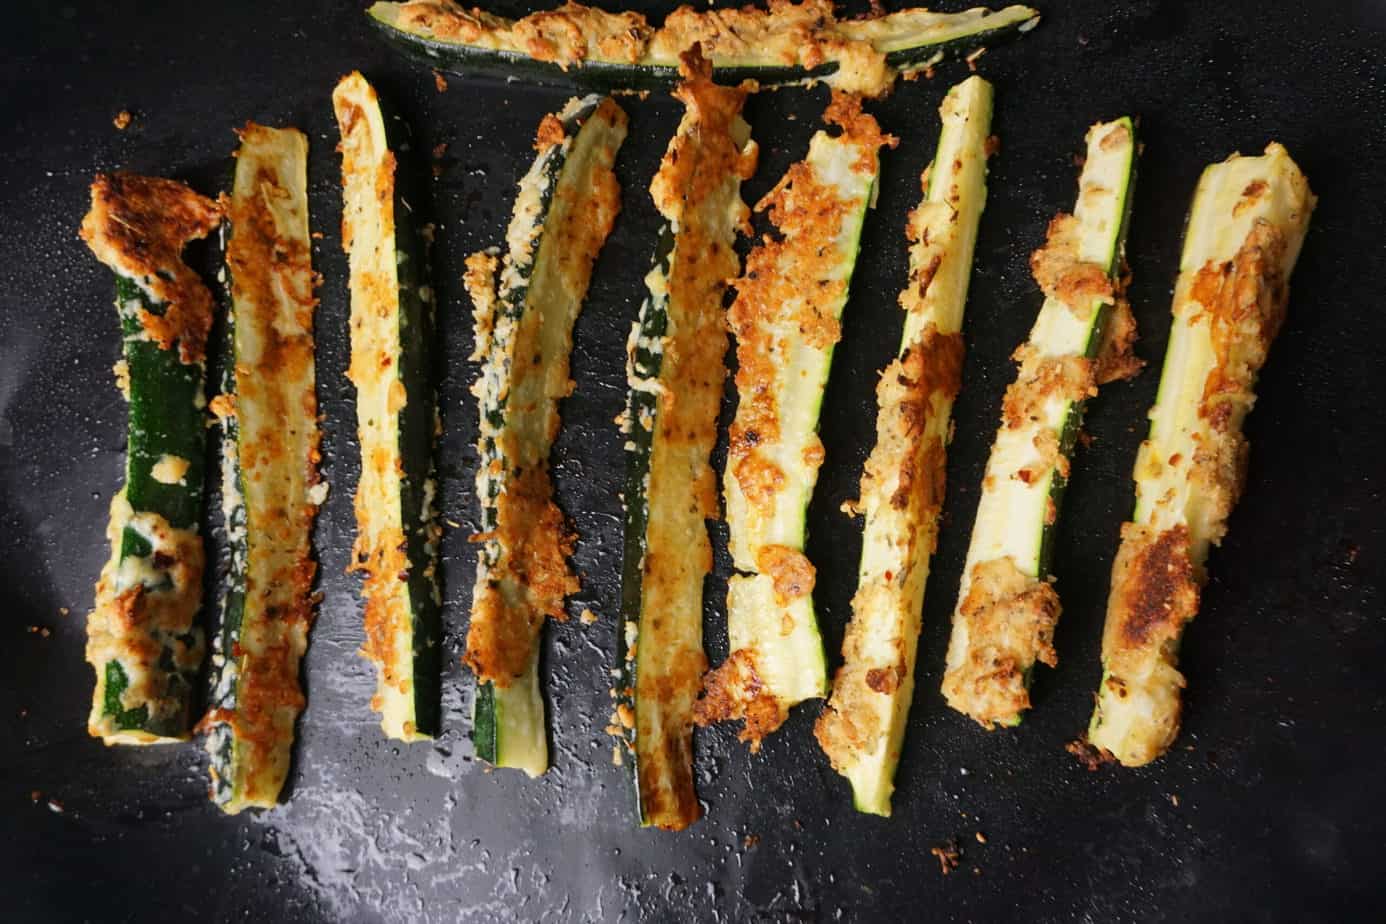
[3,1,1385,920]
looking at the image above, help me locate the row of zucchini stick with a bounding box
[80,55,1314,828]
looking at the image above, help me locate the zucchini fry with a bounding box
[697,92,895,750]
[202,124,321,811]
[80,174,221,744]
[334,72,442,741]
[815,77,993,815]
[619,49,758,830]
[1081,144,1314,767]
[941,118,1139,729]
[368,0,1040,98]
[463,95,627,777]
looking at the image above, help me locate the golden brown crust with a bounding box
[692,648,783,752]
[1105,523,1199,655]
[1029,212,1114,320]
[1001,349,1096,431]
[79,173,222,364]
[756,544,816,603]
[941,556,1061,728]
[533,112,567,151]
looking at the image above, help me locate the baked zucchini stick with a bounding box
[619,50,757,830]
[462,95,627,777]
[815,76,993,815]
[202,124,322,811]
[1081,144,1315,767]
[941,117,1140,729]
[334,72,442,741]
[368,0,1040,98]
[696,93,895,750]
[80,174,221,744]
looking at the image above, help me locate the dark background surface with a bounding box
[2,1,1384,921]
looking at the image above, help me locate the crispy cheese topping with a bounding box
[79,173,222,364]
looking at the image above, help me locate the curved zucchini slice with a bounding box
[368,0,1039,98]
[941,117,1139,730]
[80,174,221,744]
[463,95,628,776]
[619,51,758,830]
[334,72,442,741]
[696,93,893,750]
[814,76,993,816]
[1083,144,1314,767]
[203,124,321,812]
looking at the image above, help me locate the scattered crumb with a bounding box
[1077,430,1095,449]
[18,708,28,719]
[1345,543,1360,565]
[1066,738,1111,771]
[446,520,462,529]
[965,46,987,72]
[615,703,635,729]
[985,134,1001,157]
[113,110,133,130]
[839,498,861,517]
[612,744,623,766]
[30,790,41,803]
[1077,33,1090,46]
[975,831,987,844]
[971,867,982,877]
[58,607,69,617]
[1168,793,1180,807]
[27,625,50,637]
[743,833,760,850]
[311,231,324,240]
[579,608,598,626]
[922,64,936,80]
[47,799,64,814]
[930,841,961,875]
[433,70,448,93]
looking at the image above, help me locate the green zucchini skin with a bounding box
[80,174,221,744]
[334,72,442,741]
[467,94,627,776]
[366,2,1040,95]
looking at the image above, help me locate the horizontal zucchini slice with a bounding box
[815,76,994,815]
[80,173,221,745]
[1083,144,1315,767]
[203,123,321,812]
[463,94,628,777]
[941,117,1139,730]
[368,0,1039,98]
[697,92,894,750]
[334,71,442,742]
[620,50,758,830]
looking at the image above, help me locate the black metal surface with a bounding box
[3,1,1384,921]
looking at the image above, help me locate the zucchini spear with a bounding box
[941,117,1140,729]
[815,76,994,815]
[202,123,321,812]
[1080,144,1315,767]
[367,0,1039,98]
[334,72,442,741]
[696,92,895,750]
[462,94,627,777]
[80,174,221,744]
[619,50,758,830]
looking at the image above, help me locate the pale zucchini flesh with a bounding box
[205,124,320,812]
[619,54,757,830]
[465,94,628,776]
[1085,143,1315,767]
[814,76,993,816]
[941,117,1138,730]
[334,72,442,742]
[702,93,892,749]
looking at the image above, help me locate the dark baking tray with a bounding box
[3,1,1384,921]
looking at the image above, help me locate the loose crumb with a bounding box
[58,607,69,617]
[113,110,133,130]
[931,841,961,875]
[446,519,462,529]
[965,47,987,72]
[975,831,988,844]
[1066,738,1111,771]
[1169,793,1180,807]
[743,833,760,850]
[30,790,41,803]
[47,799,64,814]
[579,608,598,626]
[611,744,623,766]
[433,70,448,93]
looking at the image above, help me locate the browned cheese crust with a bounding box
[465,98,626,686]
[79,173,223,363]
[637,50,756,829]
[394,0,906,96]
[814,329,962,761]
[941,556,1060,729]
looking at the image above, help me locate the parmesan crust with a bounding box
[79,173,222,364]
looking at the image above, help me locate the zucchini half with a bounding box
[79,174,221,744]
[619,51,758,830]
[367,0,1040,98]
[203,124,321,812]
[815,76,994,816]
[697,92,894,750]
[463,95,628,777]
[1083,144,1315,767]
[333,72,442,741]
[941,117,1139,729]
